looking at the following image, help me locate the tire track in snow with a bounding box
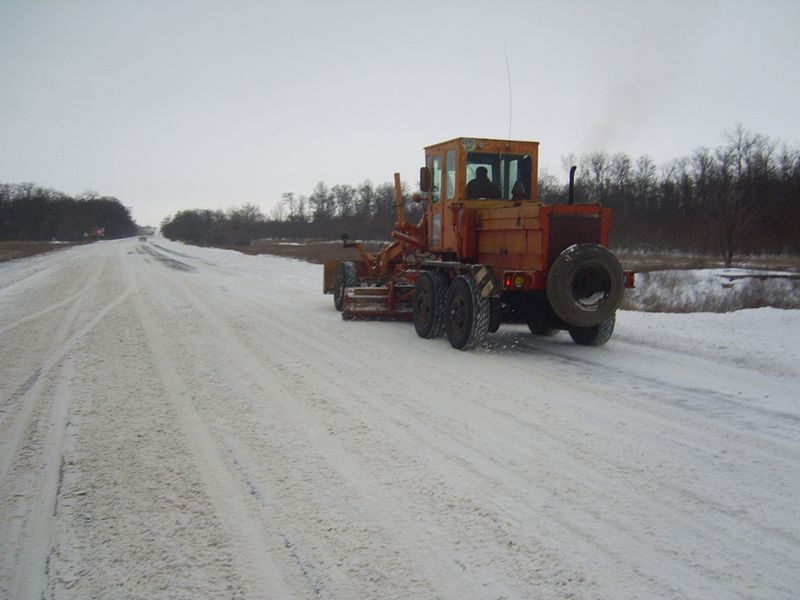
[464,332,800,595]
[509,331,800,443]
[484,330,800,543]
[1,367,42,410]
[243,324,721,597]
[0,252,132,480]
[0,245,137,599]
[162,267,663,594]
[0,252,107,472]
[0,259,105,337]
[478,329,800,494]
[153,265,598,598]
[3,357,75,600]
[211,274,800,598]
[128,260,297,600]
[151,262,507,599]
[216,436,333,600]
[0,247,80,295]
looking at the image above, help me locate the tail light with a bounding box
[502,271,546,290]
[503,272,527,289]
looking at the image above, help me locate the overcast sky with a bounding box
[2,0,799,227]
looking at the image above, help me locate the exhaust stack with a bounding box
[568,165,577,205]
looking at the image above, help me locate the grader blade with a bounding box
[342,286,414,321]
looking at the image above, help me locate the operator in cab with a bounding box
[466,166,499,199]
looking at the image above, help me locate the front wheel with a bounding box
[332,261,358,311]
[569,313,616,346]
[413,271,448,339]
[445,275,490,350]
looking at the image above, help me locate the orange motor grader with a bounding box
[323,137,634,350]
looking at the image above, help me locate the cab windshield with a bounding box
[466,152,532,200]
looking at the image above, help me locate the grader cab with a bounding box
[323,137,633,350]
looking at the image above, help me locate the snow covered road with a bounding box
[1,237,799,599]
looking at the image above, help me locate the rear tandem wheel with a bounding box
[413,271,448,339]
[445,275,490,350]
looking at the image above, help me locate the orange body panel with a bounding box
[468,203,611,275]
[477,253,545,271]
[477,229,544,255]
[478,217,541,230]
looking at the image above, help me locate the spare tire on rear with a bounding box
[546,243,624,328]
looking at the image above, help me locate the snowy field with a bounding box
[623,267,800,312]
[1,237,799,599]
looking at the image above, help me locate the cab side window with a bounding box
[428,155,442,203]
[445,149,456,200]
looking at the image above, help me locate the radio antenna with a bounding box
[504,44,513,139]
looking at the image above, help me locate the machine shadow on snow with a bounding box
[479,327,587,355]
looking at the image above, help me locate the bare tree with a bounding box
[694,127,765,266]
[228,203,265,244]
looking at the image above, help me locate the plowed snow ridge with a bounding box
[1,238,798,599]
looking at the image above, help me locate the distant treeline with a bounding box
[546,125,800,263]
[158,125,797,263]
[161,180,424,246]
[0,183,138,241]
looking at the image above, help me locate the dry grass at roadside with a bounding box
[614,249,800,273]
[615,249,800,311]
[621,269,800,312]
[0,241,78,262]
[234,239,387,264]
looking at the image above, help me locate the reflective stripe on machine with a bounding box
[474,266,496,298]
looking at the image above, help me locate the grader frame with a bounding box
[323,137,633,349]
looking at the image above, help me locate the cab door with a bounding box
[426,152,444,251]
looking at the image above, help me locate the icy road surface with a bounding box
[1,238,799,599]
